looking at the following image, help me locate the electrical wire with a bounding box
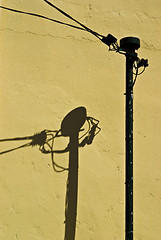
[0,5,86,32]
[0,3,104,41]
[135,67,146,76]
[132,65,138,88]
[0,2,149,76]
[43,0,104,39]
[132,63,146,88]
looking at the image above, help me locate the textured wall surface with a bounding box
[0,0,161,239]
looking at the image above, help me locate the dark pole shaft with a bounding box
[125,51,135,240]
[120,36,140,240]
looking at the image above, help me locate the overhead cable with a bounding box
[0,3,115,44]
[0,3,103,40]
[0,1,149,78]
[43,0,104,38]
[0,5,86,32]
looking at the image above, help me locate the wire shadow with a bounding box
[0,107,101,240]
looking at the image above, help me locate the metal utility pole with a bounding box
[120,37,140,240]
[102,34,148,240]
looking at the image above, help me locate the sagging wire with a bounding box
[123,58,148,94]
[132,63,139,88]
[132,58,148,88]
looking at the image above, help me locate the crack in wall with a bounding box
[142,40,161,51]
[0,27,97,43]
[58,0,89,7]
[1,24,160,51]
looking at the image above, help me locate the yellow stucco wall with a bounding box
[0,0,161,239]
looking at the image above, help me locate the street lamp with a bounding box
[0,3,149,240]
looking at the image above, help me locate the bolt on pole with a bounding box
[120,37,140,240]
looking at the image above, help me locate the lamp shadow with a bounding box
[0,134,79,240]
[0,107,101,240]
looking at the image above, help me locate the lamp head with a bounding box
[120,37,140,51]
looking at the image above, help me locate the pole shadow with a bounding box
[61,107,85,240]
[0,106,101,240]
[64,134,79,240]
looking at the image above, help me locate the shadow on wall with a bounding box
[0,106,101,240]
